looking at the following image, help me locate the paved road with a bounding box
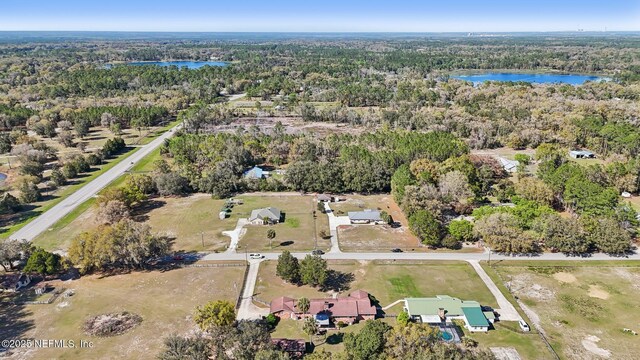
[10,124,182,241]
[224,218,248,253]
[202,249,640,262]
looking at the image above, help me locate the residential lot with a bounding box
[34,192,331,254]
[258,260,548,359]
[255,260,499,313]
[490,261,640,360]
[0,266,245,359]
[235,194,331,252]
[330,194,422,251]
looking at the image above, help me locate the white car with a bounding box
[519,320,530,332]
[249,253,264,260]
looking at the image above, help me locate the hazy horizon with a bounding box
[1,0,638,32]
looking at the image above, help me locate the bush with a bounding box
[83,312,142,337]
[18,179,41,203]
[62,163,78,179]
[337,321,347,328]
[265,313,279,328]
[50,168,66,186]
[86,153,101,166]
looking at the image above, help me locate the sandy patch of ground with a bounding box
[553,272,577,283]
[581,335,611,358]
[613,268,640,290]
[588,285,610,300]
[510,274,555,301]
[490,347,522,360]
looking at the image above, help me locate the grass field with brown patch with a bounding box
[490,262,640,360]
[235,194,331,252]
[0,266,244,360]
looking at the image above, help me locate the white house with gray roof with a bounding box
[249,207,282,225]
[348,209,384,224]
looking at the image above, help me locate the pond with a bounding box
[453,73,606,85]
[125,61,228,69]
[0,173,7,183]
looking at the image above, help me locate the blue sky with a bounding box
[1,0,638,32]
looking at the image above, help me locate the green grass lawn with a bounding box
[255,260,499,312]
[489,261,640,359]
[236,194,331,252]
[462,322,551,360]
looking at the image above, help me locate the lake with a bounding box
[453,73,605,85]
[125,61,228,69]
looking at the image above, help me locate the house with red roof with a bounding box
[270,290,377,326]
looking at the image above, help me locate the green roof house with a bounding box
[404,295,492,332]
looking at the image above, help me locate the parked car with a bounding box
[519,320,530,332]
[249,253,265,259]
[390,248,403,253]
[311,249,325,255]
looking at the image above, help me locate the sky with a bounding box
[0,0,638,32]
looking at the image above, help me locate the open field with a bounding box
[330,194,422,251]
[489,261,640,360]
[254,260,498,312]
[0,266,245,360]
[235,194,331,252]
[34,194,234,252]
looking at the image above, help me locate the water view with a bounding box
[453,72,605,85]
[127,60,227,69]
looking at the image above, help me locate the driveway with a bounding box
[467,260,522,322]
[323,202,350,253]
[224,218,249,253]
[10,123,182,241]
[236,260,270,320]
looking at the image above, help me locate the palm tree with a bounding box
[302,317,318,343]
[297,297,310,315]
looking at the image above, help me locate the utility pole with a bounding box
[201,232,204,249]
[488,247,492,267]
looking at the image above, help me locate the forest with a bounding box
[1,33,640,254]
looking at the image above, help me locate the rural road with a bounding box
[202,249,640,262]
[10,123,182,242]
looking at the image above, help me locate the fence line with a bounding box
[236,264,250,310]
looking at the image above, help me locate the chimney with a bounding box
[438,308,446,321]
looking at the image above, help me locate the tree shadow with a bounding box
[130,199,167,222]
[278,241,294,247]
[0,293,35,344]
[321,270,354,292]
[326,332,344,345]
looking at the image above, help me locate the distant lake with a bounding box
[125,61,228,69]
[453,73,606,85]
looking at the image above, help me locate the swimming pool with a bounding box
[441,331,453,341]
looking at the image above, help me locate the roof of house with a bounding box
[348,210,382,222]
[270,296,296,313]
[570,150,594,156]
[404,295,482,318]
[307,290,376,318]
[462,307,490,327]
[244,166,264,179]
[272,338,306,353]
[249,207,281,222]
[271,290,376,318]
[497,157,519,172]
[483,311,496,320]
[317,194,332,201]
